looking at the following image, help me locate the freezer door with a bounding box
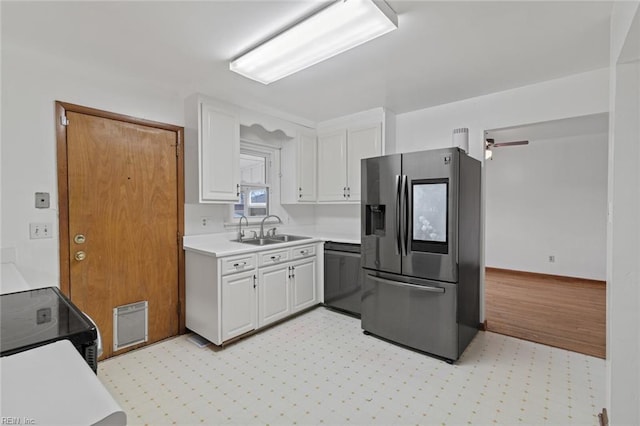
[361,272,458,361]
[361,154,402,275]
[401,148,459,283]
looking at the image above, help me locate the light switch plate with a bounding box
[29,223,52,239]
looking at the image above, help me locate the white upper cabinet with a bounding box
[317,108,390,203]
[346,124,381,202]
[200,103,240,202]
[185,95,240,204]
[317,129,348,202]
[186,93,315,205]
[281,129,317,204]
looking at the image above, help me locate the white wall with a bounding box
[396,68,609,160]
[1,43,184,285]
[315,204,360,236]
[607,3,640,424]
[485,133,608,280]
[394,68,609,322]
[0,43,317,283]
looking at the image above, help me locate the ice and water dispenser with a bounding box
[365,204,386,236]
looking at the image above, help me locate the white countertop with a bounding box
[0,340,126,426]
[183,231,360,257]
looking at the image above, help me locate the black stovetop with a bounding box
[1,287,97,357]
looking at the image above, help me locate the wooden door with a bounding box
[60,106,183,359]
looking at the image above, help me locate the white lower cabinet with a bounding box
[185,242,321,346]
[258,264,291,327]
[221,270,257,341]
[291,257,317,313]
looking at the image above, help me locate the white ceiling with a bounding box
[1,1,613,123]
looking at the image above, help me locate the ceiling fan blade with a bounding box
[491,140,529,147]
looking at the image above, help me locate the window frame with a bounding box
[229,142,276,223]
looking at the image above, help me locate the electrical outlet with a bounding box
[200,217,214,228]
[29,223,52,239]
[548,255,556,263]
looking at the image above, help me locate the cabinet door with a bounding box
[317,130,348,201]
[291,258,317,313]
[347,124,381,202]
[221,270,256,341]
[298,132,317,201]
[200,102,240,202]
[258,264,291,327]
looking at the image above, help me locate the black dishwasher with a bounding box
[324,242,364,317]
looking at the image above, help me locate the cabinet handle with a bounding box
[343,187,347,198]
[347,187,351,198]
[299,249,309,255]
[233,261,247,268]
[236,184,240,196]
[270,255,281,261]
[253,274,257,289]
[287,266,292,279]
[291,266,295,278]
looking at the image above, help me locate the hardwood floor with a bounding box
[485,267,606,358]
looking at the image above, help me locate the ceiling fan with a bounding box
[484,138,528,160]
[485,138,529,148]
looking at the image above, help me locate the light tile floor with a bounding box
[99,307,604,425]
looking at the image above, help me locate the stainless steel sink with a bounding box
[232,234,311,245]
[240,238,282,246]
[269,234,311,242]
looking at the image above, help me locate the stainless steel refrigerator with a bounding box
[361,147,481,363]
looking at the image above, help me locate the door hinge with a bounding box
[177,232,181,246]
[176,302,181,316]
[175,143,180,158]
[60,116,69,126]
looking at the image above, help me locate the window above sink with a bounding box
[232,147,272,220]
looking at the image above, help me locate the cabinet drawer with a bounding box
[291,244,316,259]
[259,248,290,267]
[221,254,256,275]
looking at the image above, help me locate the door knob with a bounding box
[74,251,86,261]
[74,234,86,244]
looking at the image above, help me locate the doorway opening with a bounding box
[483,113,608,358]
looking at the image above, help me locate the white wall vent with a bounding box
[113,301,148,352]
[452,127,469,153]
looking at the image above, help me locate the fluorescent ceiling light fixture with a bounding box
[230,0,398,84]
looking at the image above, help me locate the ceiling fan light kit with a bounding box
[229,0,398,84]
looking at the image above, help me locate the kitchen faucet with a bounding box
[237,215,249,241]
[259,215,282,239]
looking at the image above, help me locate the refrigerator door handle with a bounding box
[395,175,402,255]
[368,275,445,293]
[401,175,409,256]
